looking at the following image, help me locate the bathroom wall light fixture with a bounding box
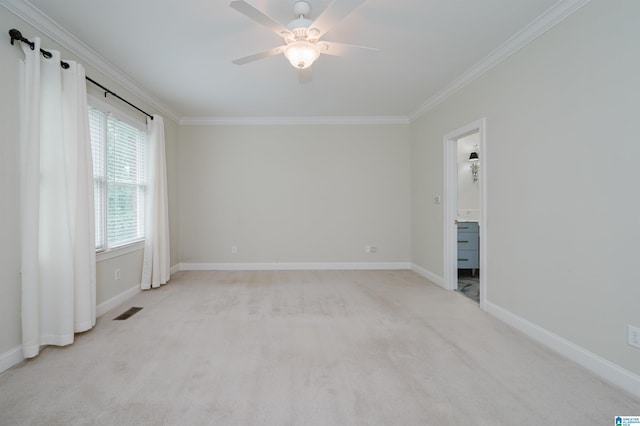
[469,146,479,182]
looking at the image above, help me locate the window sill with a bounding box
[96,241,144,262]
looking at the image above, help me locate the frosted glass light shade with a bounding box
[284,41,320,69]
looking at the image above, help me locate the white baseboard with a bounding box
[178,262,411,271]
[96,285,142,318]
[0,345,24,374]
[486,301,640,398]
[410,263,445,288]
[170,264,180,275]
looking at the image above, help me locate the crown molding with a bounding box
[0,0,180,123]
[408,0,591,122]
[180,115,411,126]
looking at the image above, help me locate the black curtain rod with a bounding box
[84,76,153,120]
[9,29,153,120]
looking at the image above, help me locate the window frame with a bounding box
[88,95,147,260]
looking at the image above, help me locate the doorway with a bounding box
[456,133,480,302]
[443,119,487,309]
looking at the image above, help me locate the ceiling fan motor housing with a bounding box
[287,18,313,34]
[287,1,314,40]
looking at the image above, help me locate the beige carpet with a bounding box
[1,270,638,425]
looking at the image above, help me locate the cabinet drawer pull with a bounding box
[458,258,469,261]
[458,240,469,243]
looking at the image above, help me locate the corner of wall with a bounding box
[410,263,444,289]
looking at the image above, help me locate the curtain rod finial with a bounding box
[9,29,22,45]
[9,28,34,50]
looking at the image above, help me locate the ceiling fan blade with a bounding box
[309,0,368,39]
[232,46,284,65]
[298,68,313,84]
[230,0,292,38]
[318,41,378,57]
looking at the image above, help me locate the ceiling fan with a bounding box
[229,0,376,82]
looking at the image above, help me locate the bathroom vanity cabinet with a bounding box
[457,221,479,270]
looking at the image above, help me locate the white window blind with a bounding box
[89,107,146,251]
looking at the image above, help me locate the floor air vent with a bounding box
[113,307,143,320]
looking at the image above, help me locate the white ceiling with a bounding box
[22,0,561,120]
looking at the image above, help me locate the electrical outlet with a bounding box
[365,245,371,253]
[231,246,238,255]
[370,245,377,254]
[628,325,640,349]
[114,268,121,280]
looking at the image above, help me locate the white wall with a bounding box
[411,0,640,377]
[0,7,180,364]
[178,124,410,265]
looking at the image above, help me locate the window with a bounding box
[89,106,146,251]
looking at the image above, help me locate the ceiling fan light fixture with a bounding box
[284,41,320,69]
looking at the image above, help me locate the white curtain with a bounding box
[141,115,170,289]
[20,38,96,358]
